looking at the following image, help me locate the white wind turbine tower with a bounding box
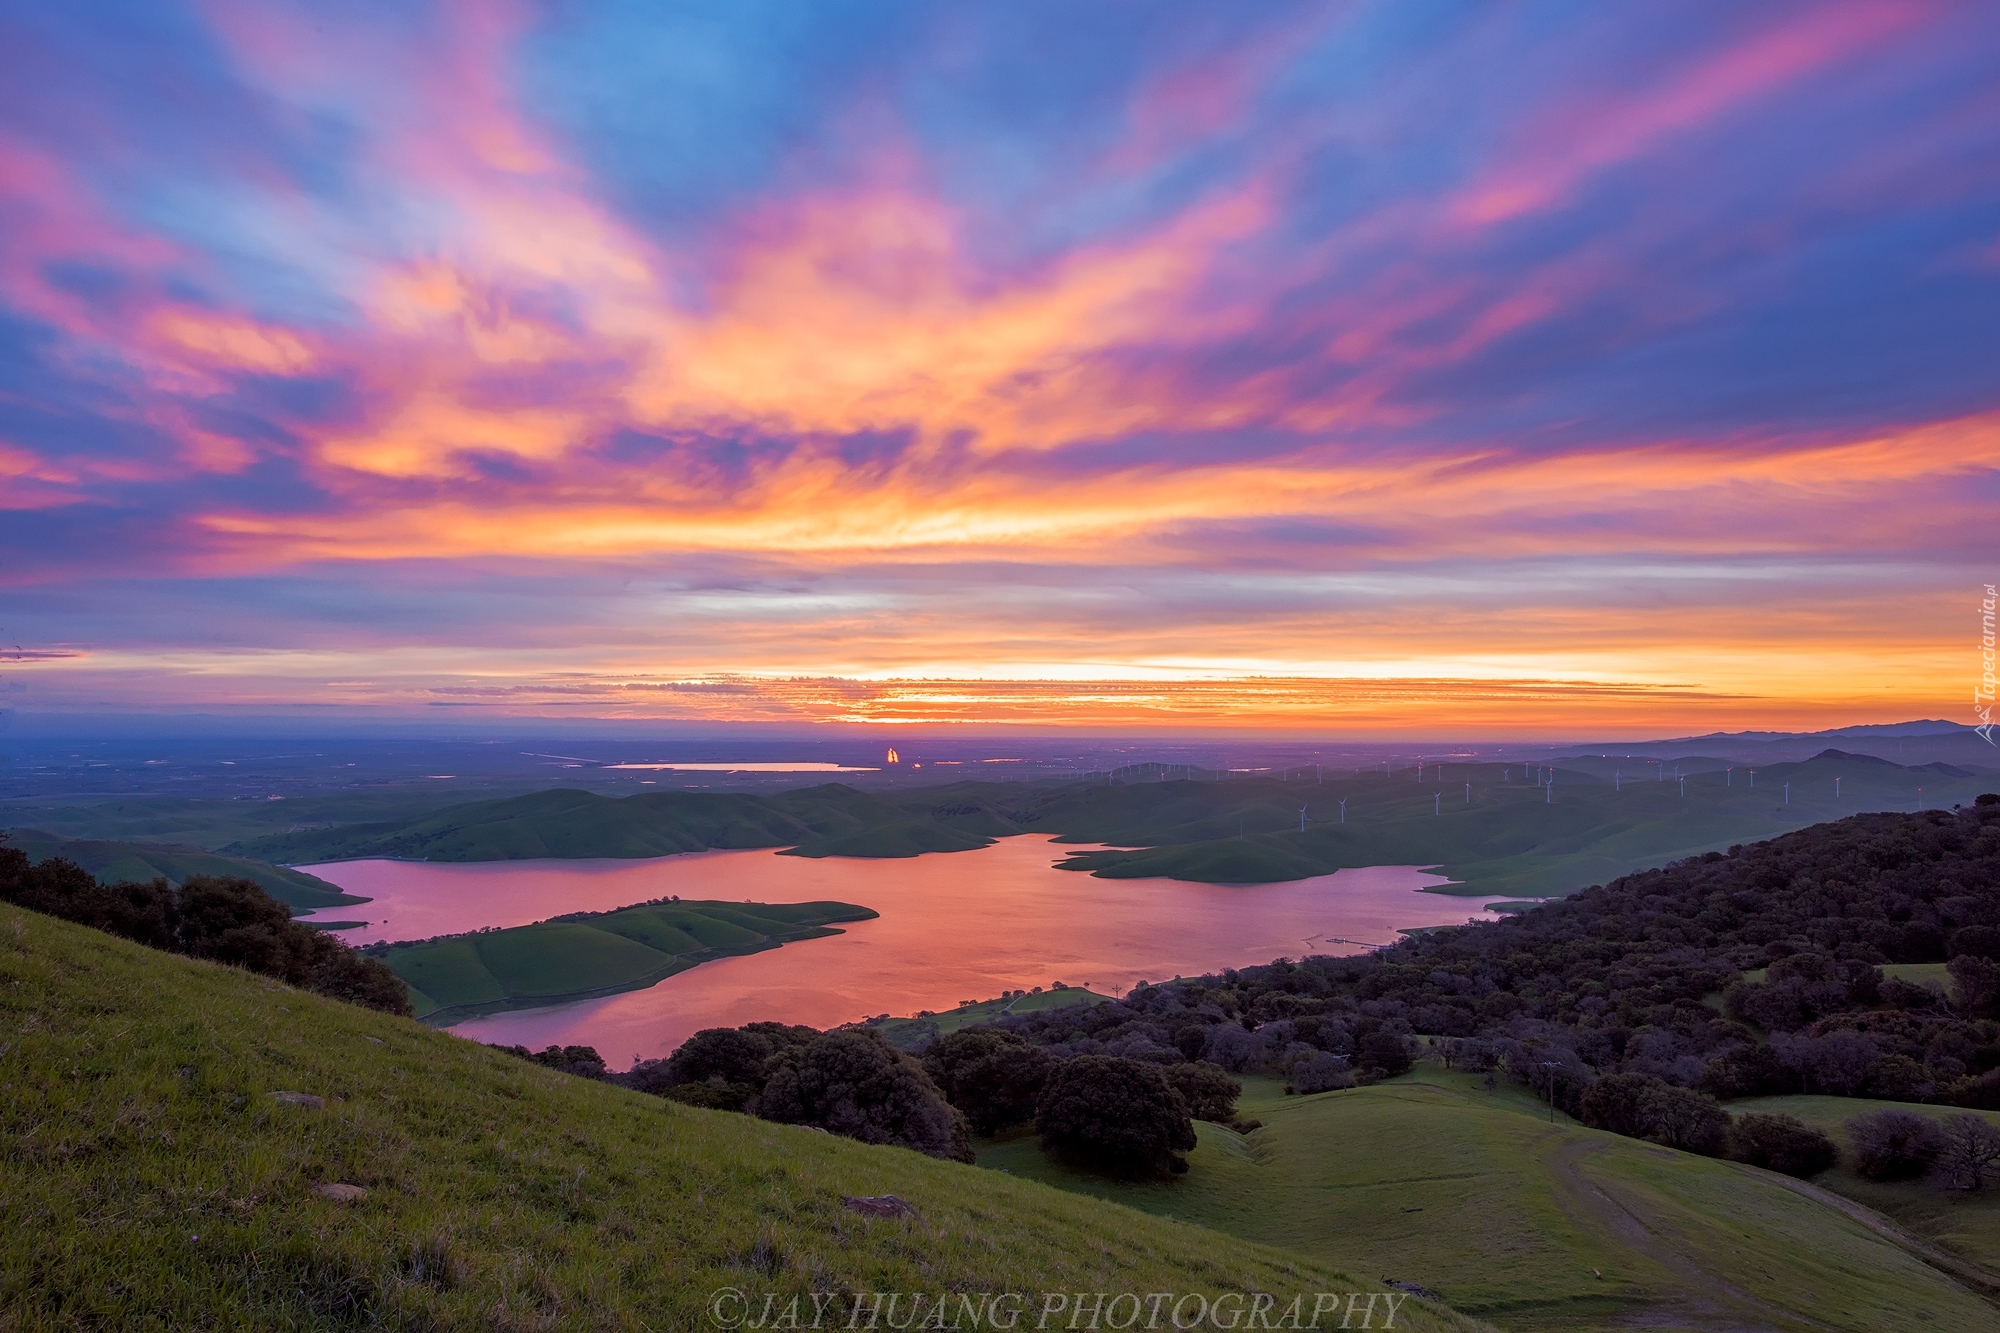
[1338,797,1348,824]
[1299,805,1308,833]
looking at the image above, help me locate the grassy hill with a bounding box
[372,898,879,1024]
[1730,1094,2000,1275]
[869,986,1113,1050]
[0,905,1482,1332]
[226,785,993,865]
[1,828,364,912]
[979,1069,2000,1332]
[0,789,515,853]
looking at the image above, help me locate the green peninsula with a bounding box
[370,897,877,1024]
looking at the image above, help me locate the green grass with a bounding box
[979,1067,2000,1332]
[870,987,1112,1050]
[1730,1094,2000,1272]
[2,828,364,911]
[373,899,877,1024]
[0,908,1487,1331]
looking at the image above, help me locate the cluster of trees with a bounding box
[536,1021,1243,1178]
[1849,1108,2000,1189]
[0,837,410,1015]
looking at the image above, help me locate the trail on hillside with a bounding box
[1543,1139,1832,1333]
[1541,1137,2000,1333]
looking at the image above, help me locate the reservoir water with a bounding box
[302,835,1505,1064]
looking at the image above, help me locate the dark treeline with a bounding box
[0,835,410,1016]
[501,1022,1235,1180]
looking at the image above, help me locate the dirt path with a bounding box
[1755,1170,2000,1303]
[1541,1138,1833,1333]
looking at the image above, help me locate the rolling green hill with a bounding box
[1729,1094,2000,1275]
[1,828,364,911]
[193,751,1992,898]
[979,1069,2000,1332]
[0,788,515,853]
[372,898,880,1023]
[227,784,993,865]
[0,906,1482,1331]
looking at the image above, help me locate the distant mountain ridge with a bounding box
[1556,720,1996,769]
[216,753,1997,899]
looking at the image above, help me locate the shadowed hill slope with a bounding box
[0,906,1481,1332]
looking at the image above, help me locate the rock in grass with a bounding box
[269,1090,325,1109]
[314,1182,368,1204]
[842,1195,916,1219]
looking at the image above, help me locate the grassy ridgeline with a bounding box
[0,906,1480,1332]
[2,828,363,911]
[227,785,999,866]
[980,1071,2000,1333]
[373,899,877,1023]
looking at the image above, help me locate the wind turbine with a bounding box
[1299,805,1308,832]
[1679,777,1685,797]
[1835,776,1842,797]
[1338,797,1348,824]
[1434,792,1441,815]
[1465,782,1471,804]
[1784,782,1790,805]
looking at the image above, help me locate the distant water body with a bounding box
[302,836,1506,1063]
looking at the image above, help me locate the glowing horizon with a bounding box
[2,3,1996,736]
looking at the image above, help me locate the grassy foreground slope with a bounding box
[2,827,364,911]
[980,1071,2000,1333]
[373,899,878,1024]
[0,907,1479,1333]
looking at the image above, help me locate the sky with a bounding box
[2,0,1998,736]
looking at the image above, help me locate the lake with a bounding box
[302,835,1506,1064]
